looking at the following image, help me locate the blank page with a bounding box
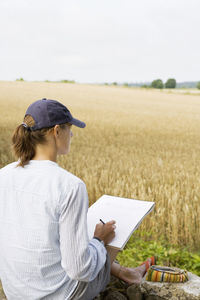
[87,195,155,250]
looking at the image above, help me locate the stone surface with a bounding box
[139,272,200,300]
[103,291,127,300]
[94,276,128,299]
[126,283,143,300]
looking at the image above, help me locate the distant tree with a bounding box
[165,78,176,88]
[197,82,200,90]
[16,77,24,81]
[112,82,118,86]
[151,79,164,89]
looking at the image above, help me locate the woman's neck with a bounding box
[33,140,57,162]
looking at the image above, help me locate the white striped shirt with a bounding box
[0,160,107,299]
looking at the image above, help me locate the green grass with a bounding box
[117,231,200,276]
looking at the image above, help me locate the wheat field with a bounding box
[0,81,200,249]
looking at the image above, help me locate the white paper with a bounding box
[87,195,155,250]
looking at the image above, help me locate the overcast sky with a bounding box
[0,0,199,83]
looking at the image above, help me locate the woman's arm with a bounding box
[59,182,107,282]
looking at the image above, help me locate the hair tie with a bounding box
[22,123,32,132]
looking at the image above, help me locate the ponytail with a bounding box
[12,125,34,167]
[12,115,54,167]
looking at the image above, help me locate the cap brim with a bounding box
[70,117,86,128]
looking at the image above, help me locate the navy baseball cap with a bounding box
[24,98,86,130]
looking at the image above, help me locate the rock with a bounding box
[103,291,127,300]
[127,283,143,300]
[96,271,200,300]
[140,272,200,300]
[95,276,128,299]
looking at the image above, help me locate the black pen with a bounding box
[100,219,105,225]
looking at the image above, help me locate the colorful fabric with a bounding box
[146,266,189,283]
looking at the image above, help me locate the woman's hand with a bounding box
[93,220,116,245]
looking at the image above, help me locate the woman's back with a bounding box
[0,160,82,299]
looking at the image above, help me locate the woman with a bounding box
[0,98,154,300]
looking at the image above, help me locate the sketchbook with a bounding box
[87,195,155,250]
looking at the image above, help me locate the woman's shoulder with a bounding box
[0,161,18,173]
[54,165,87,201]
[56,164,85,187]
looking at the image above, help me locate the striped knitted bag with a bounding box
[146,266,189,283]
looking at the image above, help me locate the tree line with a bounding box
[148,79,200,89]
[151,78,176,89]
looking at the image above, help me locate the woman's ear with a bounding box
[53,125,60,138]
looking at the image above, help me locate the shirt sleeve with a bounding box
[59,182,107,282]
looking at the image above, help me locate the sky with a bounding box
[0,0,200,83]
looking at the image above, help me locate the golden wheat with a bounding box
[0,81,200,249]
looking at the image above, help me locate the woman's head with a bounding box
[12,98,85,167]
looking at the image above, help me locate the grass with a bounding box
[117,231,200,276]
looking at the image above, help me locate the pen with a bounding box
[100,219,105,225]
